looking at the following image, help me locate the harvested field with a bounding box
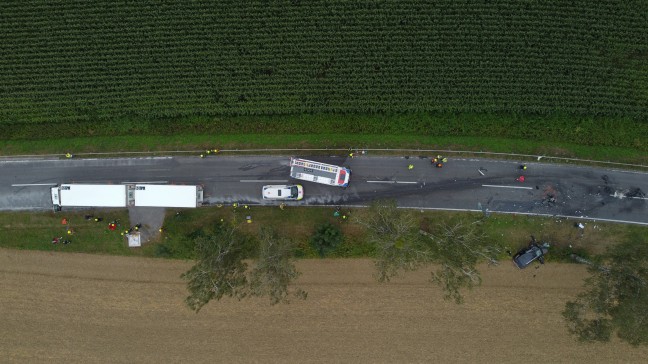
[1,249,647,363]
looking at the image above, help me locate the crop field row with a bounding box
[0,0,647,130]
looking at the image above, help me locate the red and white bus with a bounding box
[289,158,351,187]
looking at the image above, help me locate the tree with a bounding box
[250,228,307,304]
[182,221,306,312]
[563,232,648,346]
[356,199,500,303]
[310,222,343,257]
[181,222,252,312]
[354,199,429,282]
[420,221,500,304]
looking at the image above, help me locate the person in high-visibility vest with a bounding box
[408,164,414,170]
[65,153,73,158]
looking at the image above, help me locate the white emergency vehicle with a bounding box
[289,158,350,187]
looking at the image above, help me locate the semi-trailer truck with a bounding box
[51,184,203,210]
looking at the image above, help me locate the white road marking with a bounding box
[240,180,288,183]
[609,194,648,200]
[11,183,58,187]
[482,184,533,190]
[121,181,168,184]
[367,180,418,184]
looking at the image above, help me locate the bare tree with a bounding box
[249,228,307,304]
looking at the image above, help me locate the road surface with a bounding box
[0,155,646,224]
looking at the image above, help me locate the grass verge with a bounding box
[0,210,156,256]
[3,206,646,265]
[1,113,647,166]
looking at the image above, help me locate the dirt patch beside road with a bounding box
[1,249,646,363]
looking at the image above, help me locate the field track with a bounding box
[1,249,647,363]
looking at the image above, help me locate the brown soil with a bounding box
[1,249,647,363]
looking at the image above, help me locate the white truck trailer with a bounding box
[51,184,203,210]
[133,184,203,208]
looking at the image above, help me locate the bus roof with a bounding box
[290,158,350,187]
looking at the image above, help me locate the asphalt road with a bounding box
[1,155,646,225]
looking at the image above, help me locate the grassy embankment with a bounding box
[2,206,645,263]
[1,114,647,166]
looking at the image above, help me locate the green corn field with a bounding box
[0,0,646,141]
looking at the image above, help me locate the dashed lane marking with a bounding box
[367,181,418,184]
[482,184,533,190]
[11,183,58,187]
[240,180,289,183]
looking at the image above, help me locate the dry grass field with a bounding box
[1,248,647,363]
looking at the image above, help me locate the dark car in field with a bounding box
[513,239,550,269]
